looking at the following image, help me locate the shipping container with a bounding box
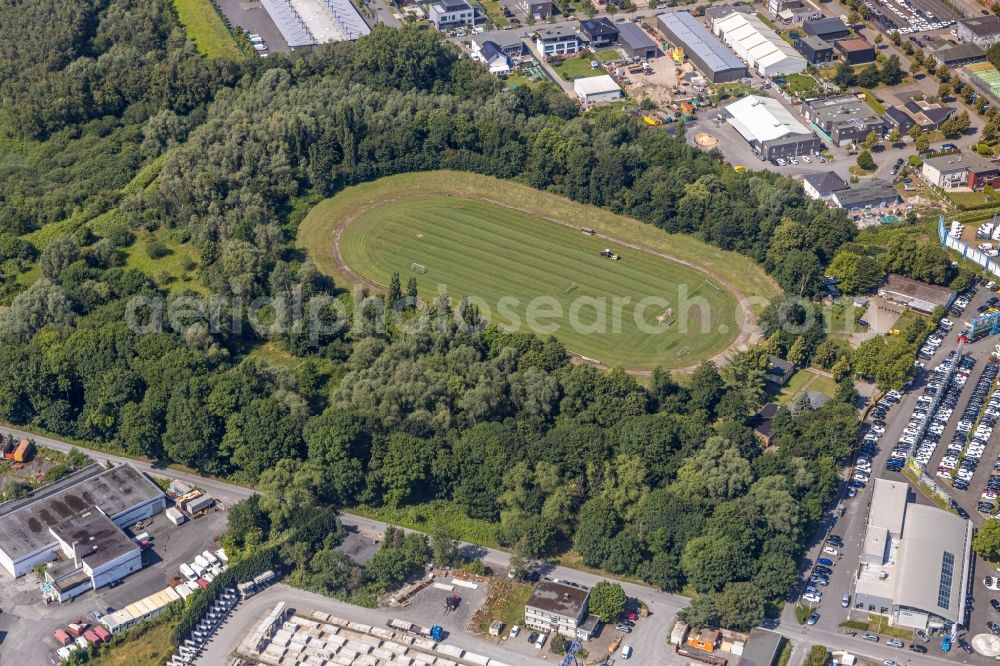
[83,629,103,646]
[52,629,72,646]
[165,507,187,526]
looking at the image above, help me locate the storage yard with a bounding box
[238,605,516,666]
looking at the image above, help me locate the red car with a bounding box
[626,612,639,622]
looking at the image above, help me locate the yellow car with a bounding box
[888,328,901,335]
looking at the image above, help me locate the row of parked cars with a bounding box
[918,318,953,360]
[940,362,999,495]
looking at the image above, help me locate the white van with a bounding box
[621,645,633,660]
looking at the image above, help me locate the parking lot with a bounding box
[0,505,228,665]
[788,281,1000,663]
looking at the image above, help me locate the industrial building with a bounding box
[0,463,164,589]
[852,479,971,630]
[834,38,876,64]
[802,94,886,147]
[796,34,833,64]
[658,12,747,83]
[574,75,623,104]
[802,17,850,41]
[723,95,822,160]
[931,43,986,68]
[879,274,956,313]
[713,12,807,76]
[618,22,659,59]
[524,579,600,640]
[830,179,901,211]
[260,0,370,47]
[957,15,1000,48]
[102,586,183,634]
[515,0,553,19]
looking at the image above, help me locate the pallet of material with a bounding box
[347,622,373,633]
[312,611,331,622]
[434,658,458,666]
[372,628,396,639]
[352,634,383,647]
[327,635,347,647]
[372,647,395,660]
[331,656,354,666]
[449,579,478,590]
[383,641,406,654]
[463,653,489,665]
[346,641,373,654]
[413,638,437,650]
[435,644,464,659]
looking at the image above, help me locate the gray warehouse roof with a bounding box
[958,15,1000,37]
[0,463,163,563]
[618,22,657,50]
[659,11,745,74]
[893,503,972,623]
[51,510,139,569]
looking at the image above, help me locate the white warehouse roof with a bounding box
[713,13,806,76]
[573,75,622,96]
[724,95,813,142]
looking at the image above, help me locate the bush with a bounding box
[144,237,169,259]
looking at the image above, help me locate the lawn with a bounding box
[594,49,622,62]
[336,196,740,370]
[172,0,242,59]
[90,622,176,666]
[125,228,204,293]
[776,369,839,405]
[553,55,605,81]
[298,171,781,371]
[782,73,820,94]
[948,190,998,207]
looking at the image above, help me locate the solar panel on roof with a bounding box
[661,12,744,73]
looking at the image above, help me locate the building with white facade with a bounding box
[574,75,623,104]
[713,12,807,76]
[802,172,849,200]
[852,479,972,630]
[723,95,822,160]
[524,579,600,639]
[535,26,582,56]
[428,0,474,28]
[957,15,1000,48]
[0,463,164,588]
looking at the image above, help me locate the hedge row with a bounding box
[171,545,279,646]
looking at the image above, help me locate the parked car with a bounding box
[886,638,904,648]
[862,633,879,642]
[807,612,819,625]
[817,558,834,567]
[620,645,633,660]
[510,625,520,637]
[841,593,850,608]
[909,644,927,653]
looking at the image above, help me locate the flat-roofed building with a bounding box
[957,15,1000,47]
[796,34,833,64]
[802,17,850,41]
[802,94,886,147]
[835,37,876,64]
[853,478,972,630]
[0,463,164,579]
[524,579,599,639]
[723,95,822,159]
[535,25,583,56]
[658,12,747,83]
[428,0,475,28]
[931,43,986,68]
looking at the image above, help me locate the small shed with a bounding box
[670,621,690,645]
[687,627,720,652]
[488,620,504,637]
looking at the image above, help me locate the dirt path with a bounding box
[328,190,764,376]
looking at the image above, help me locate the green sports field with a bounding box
[299,172,781,371]
[339,201,737,370]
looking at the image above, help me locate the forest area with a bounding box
[0,0,960,613]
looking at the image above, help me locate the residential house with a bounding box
[535,25,582,56]
[802,171,849,200]
[516,0,553,19]
[472,31,526,59]
[883,106,915,134]
[474,41,513,75]
[834,37,876,64]
[902,99,955,131]
[524,579,600,639]
[579,18,618,48]
[796,34,833,64]
[802,17,850,41]
[428,0,474,28]
[751,403,780,445]
[923,152,1000,190]
[767,356,795,386]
